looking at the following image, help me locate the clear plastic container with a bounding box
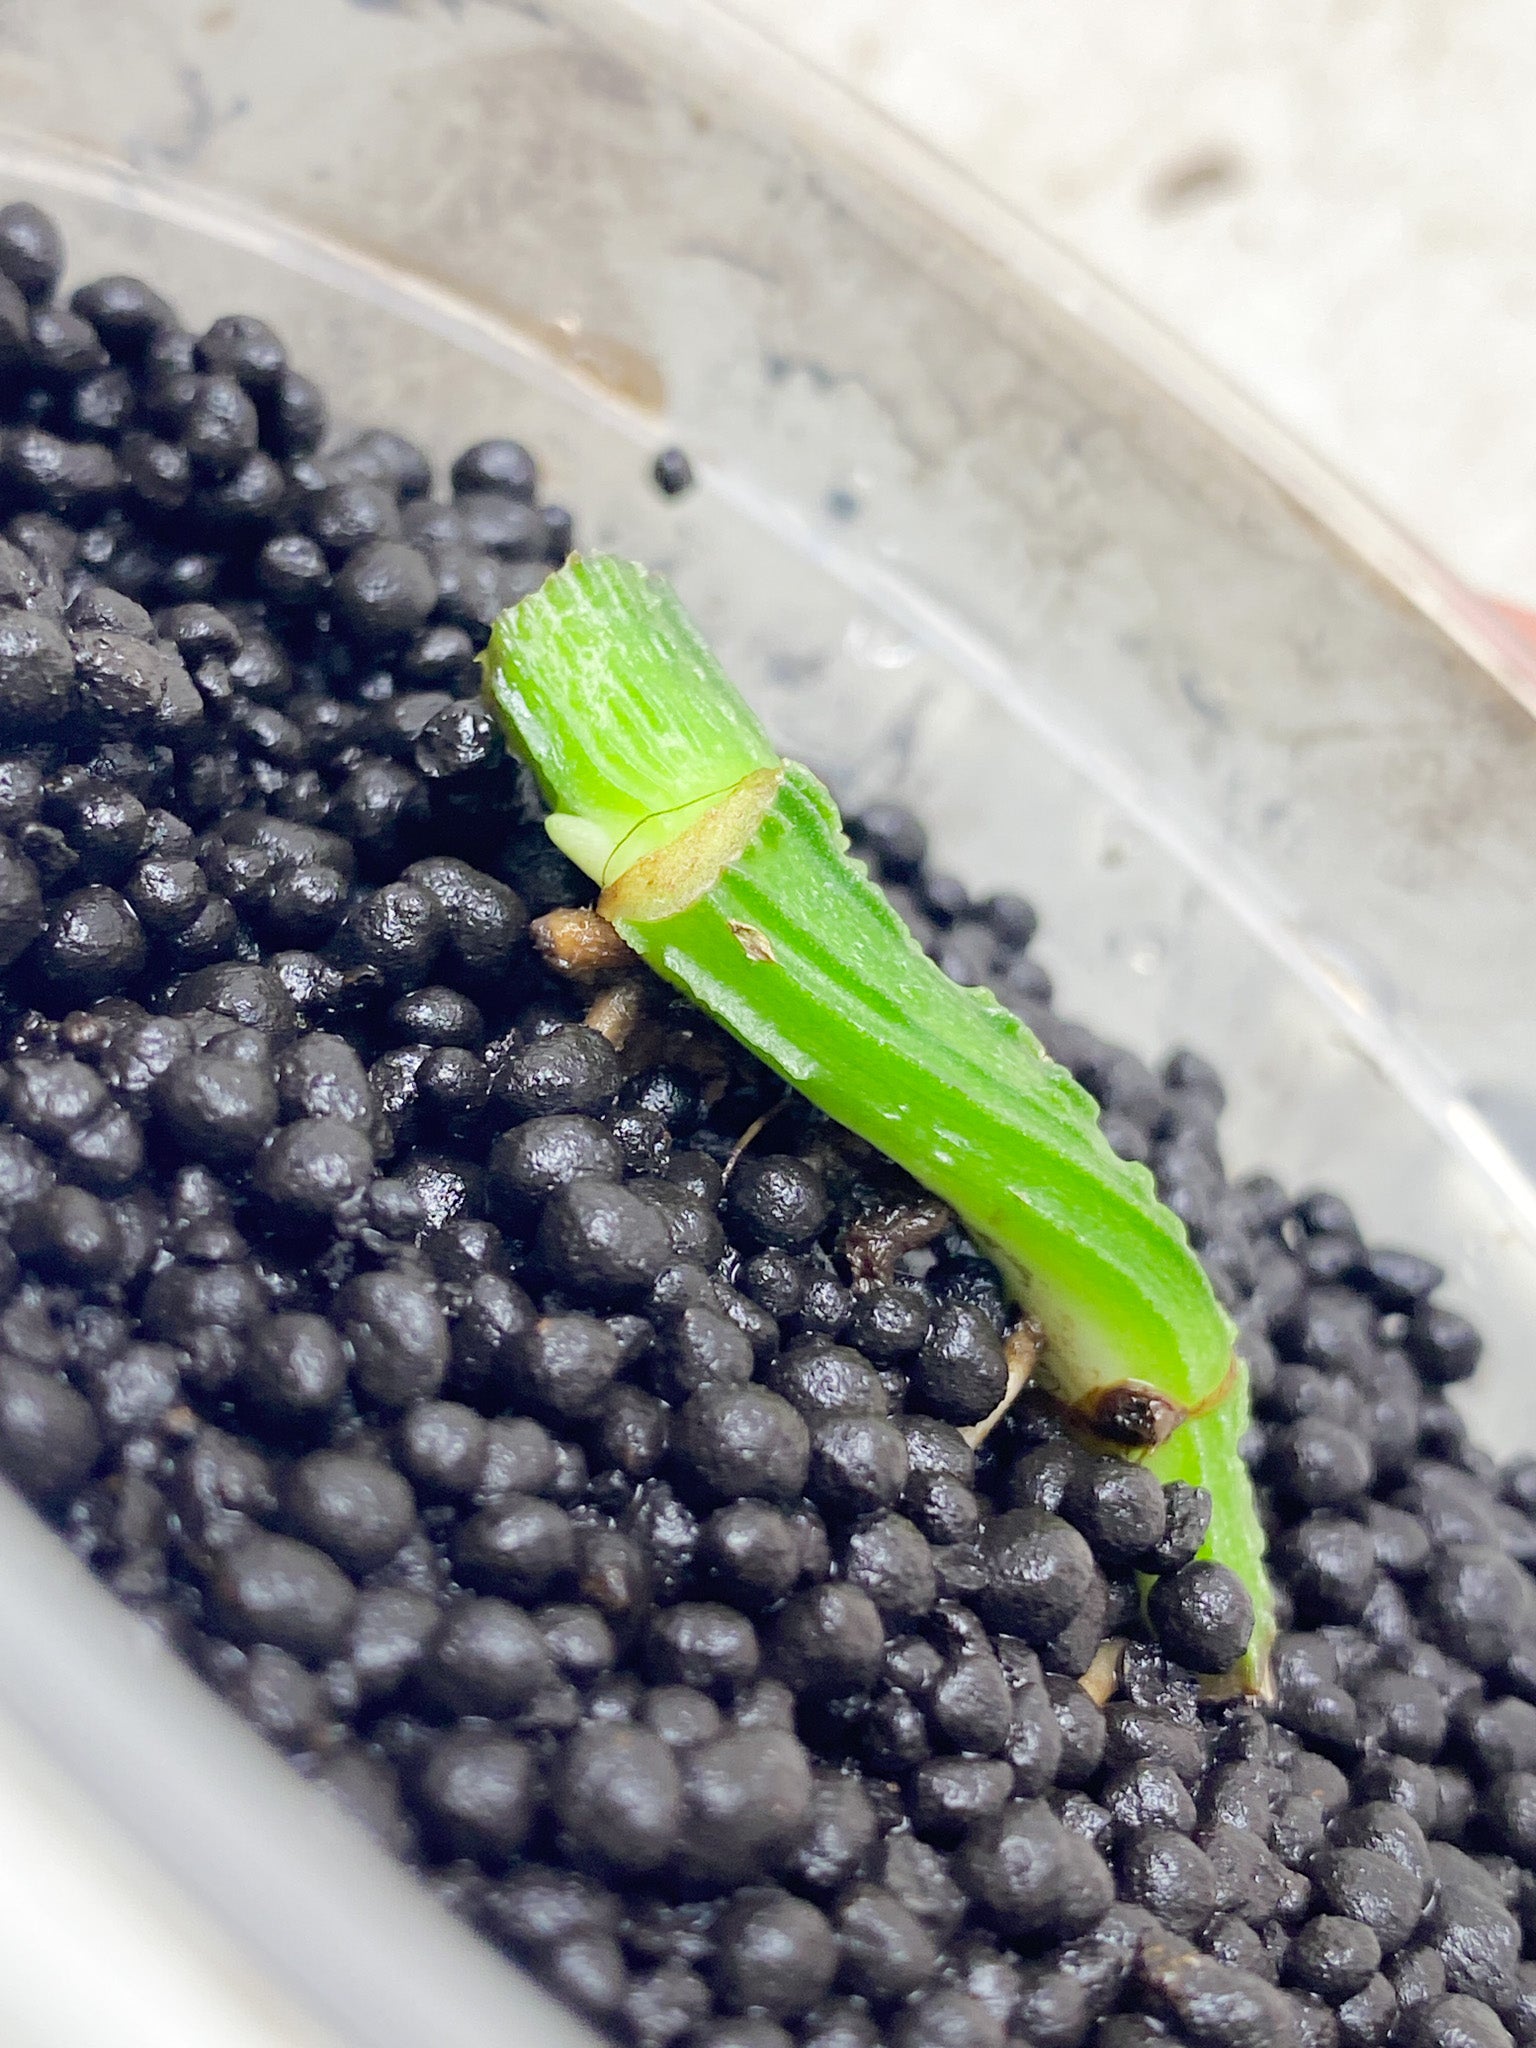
[0,0,1533,2038]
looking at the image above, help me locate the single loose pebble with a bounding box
[651,447,694,497]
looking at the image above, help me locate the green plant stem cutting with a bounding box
[486,554,1274,1690]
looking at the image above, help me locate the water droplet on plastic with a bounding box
[843,616,915,671]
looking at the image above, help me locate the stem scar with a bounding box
[1076,1380,1186,1449]
[1069,1354,1242,1451]
[727,919,776,963]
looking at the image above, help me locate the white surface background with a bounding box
[728,0,1536,606]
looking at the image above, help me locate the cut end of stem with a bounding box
[1078,1636,1127,1707]
[486,554,780,882]
[598,765,783,923]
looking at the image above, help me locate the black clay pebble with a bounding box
[0,199,1529,2048]
[1147,1562,1255,1673]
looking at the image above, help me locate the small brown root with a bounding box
[615,1012,666,1077]
[841,1196,952,1284]
[1078,1636,1126,1707]
[1201,1637,1277,1705]
[960,1317,1041,1449]
[584,977,647,1050]
[531,906,637,982]
[723,1093,791,1182]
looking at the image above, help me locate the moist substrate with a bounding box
[0,198,1530,2048]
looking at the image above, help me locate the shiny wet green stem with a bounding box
[486,556,1274,1688]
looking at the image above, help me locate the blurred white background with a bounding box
[729,0,1536,608]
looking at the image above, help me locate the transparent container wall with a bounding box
[0,0,1531,2034]
[11,0,1526,1416]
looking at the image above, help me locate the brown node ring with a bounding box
[1078,1380,1187,1449]
[1071,1352,1241,1451]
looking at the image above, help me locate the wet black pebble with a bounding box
[418,1727,537,1860]
[244,1313,348,1417]
[1405,1997,1513,2048]
[711,1891,837,2018]
[554,1722,683,1873]
[769,1581,885,1697]
[698,1501,801,1610]
[282,1451,416,1573]
[252,1116,374,1221]
[1065,1455,1168,1562]
[209,1533,357,1663]
[808,1413,908,1515]
[646,1602,760,1693]
[0,202,65,302]
[418,1597,554,1717]
[513,1314,623,1421]
[455,1492,575,1601]
[1311,1847,1425,1955]
[497,1026,618,1119]
[334,540,437,644]
[453,438,537,501]
[334,1269,450,1407]
[156,1050,278,1162]
[976,1506,1096,1642]
[726,1155,829,1250]
[538,1179,674,1299]
[912,1302,1007,1425]
[1285,1917,1385,2003]
[956,1799,1111,1940]
[676,1727,812,1882]
[675,1386,810,1504]
[0,1360,99,1501]
[1147,1563,1256,1673]
[833,1884,939,2000]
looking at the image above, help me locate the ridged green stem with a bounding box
[486,556,1274,1687]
